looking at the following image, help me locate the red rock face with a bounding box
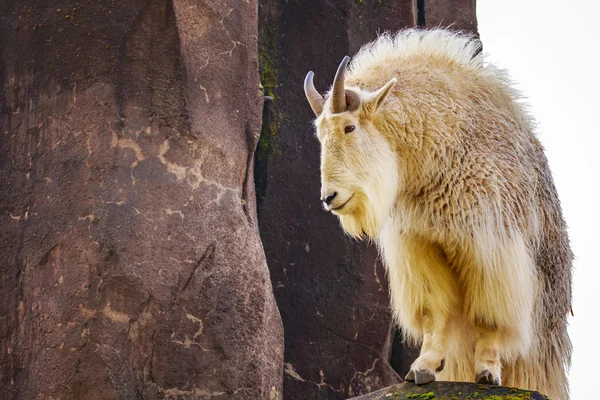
[0,1,283,399]
[256,1,477,399]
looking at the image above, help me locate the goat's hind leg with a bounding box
[474,323,502,386]
[466,232,537,387]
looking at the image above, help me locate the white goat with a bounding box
[303,29,572,400]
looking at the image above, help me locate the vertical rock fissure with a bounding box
[177,244,216,297]
[390,330,419,379]
[254,100,273,219]
[255,17,280,218]
[242,122,261,224]
[417,0,426,27]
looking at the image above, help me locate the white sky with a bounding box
[477,1,600,398]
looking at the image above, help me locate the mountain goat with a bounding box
[303,29,572,399]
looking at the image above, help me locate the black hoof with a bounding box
[436,359,445,372]
[476,369,500,386]
[414,370,436,385]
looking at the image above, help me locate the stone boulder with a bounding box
[0,0,283,398]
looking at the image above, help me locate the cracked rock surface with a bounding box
[0,0,283,399]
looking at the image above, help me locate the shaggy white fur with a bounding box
[307,29,572,399]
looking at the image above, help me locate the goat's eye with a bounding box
[344,125,355,134]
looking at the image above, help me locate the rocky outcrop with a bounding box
[0,1,283,399]
[256,0,477,399]
[349,381,549,400]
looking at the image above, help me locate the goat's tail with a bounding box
[503,325,572,400]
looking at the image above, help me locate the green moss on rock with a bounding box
[255,17,283,213]
[352,382,548,400]
[259,28,278,99]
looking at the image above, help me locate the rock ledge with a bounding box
[349,381,549,400]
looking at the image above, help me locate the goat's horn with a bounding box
[304,71,324,116]
[331,56,350,114]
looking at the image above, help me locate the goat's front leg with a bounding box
[383,235,458,385]
[405,310,448,384]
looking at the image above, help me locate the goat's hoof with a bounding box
[405,369,435,385]
[415,370,436,384]
[476,369,501,386]
[436,359,445,372]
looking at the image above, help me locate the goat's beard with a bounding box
[338,192,380,240]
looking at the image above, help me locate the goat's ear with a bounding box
[363,78,397,118]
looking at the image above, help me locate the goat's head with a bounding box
[304,56,399,238]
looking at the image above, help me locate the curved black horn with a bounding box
[304,71,324,116]
[331,56,350,114]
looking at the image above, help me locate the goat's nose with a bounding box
[321,192,337,206]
